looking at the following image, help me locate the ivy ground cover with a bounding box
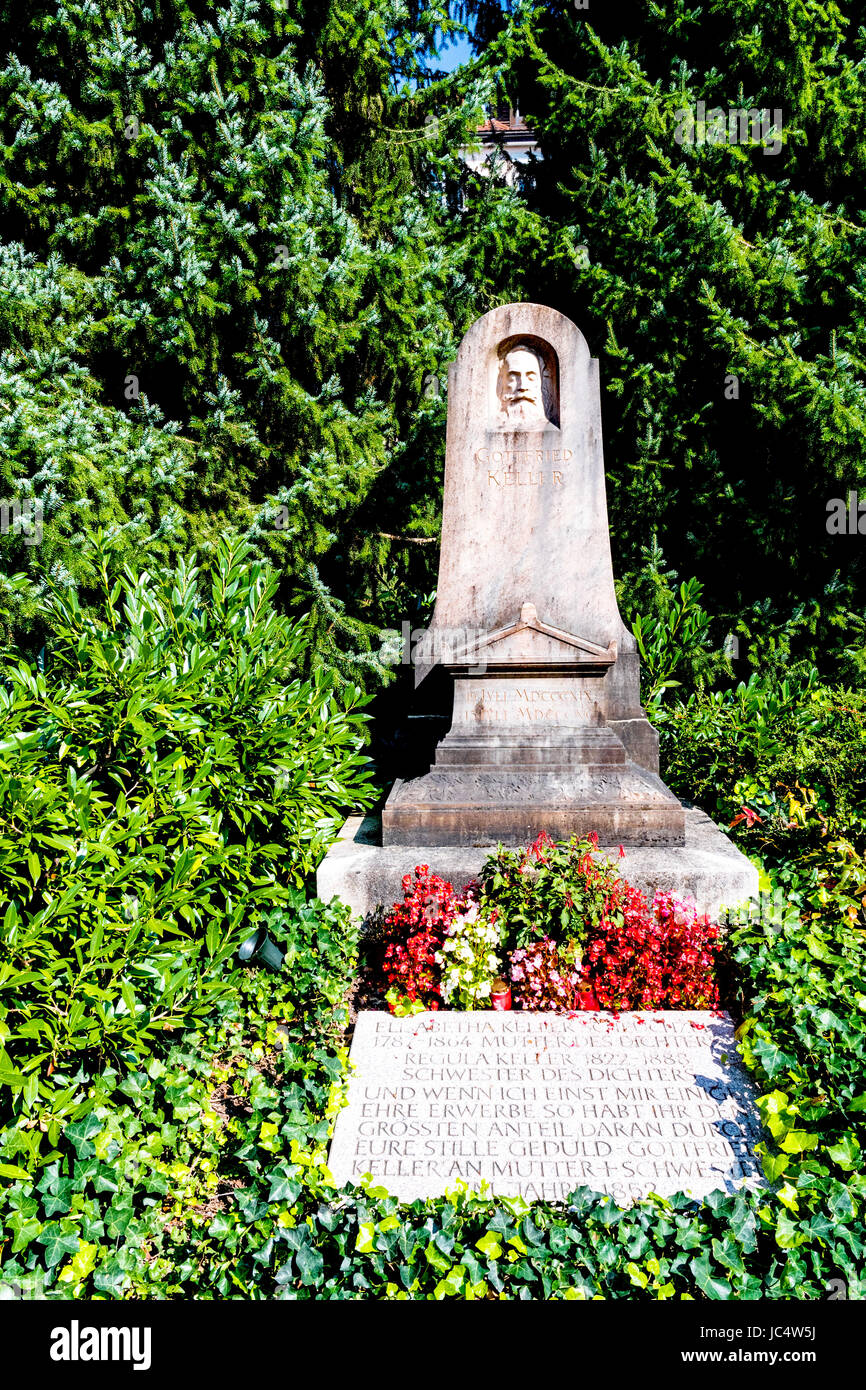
[2,849,866,1300]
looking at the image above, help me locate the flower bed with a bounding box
[368,832,722,1015]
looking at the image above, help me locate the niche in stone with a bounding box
[493,334,560,429]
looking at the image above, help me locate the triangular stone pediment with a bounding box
[445,602,617,674]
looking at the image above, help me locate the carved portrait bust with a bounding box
[494,338,558,427]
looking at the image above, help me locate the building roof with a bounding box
[477,109,534,143]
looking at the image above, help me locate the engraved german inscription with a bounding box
[327,1011,765,1205]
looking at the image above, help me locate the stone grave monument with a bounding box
[322,305,766,1208]
[383,304,682,847]
[317,303,757,918]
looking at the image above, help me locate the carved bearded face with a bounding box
[497,346,548,425]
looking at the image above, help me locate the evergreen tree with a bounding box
[2,0,864,685]
[0,0,481,668]
[450,0,866,680]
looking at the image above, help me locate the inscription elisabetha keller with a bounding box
[328,1011,764,1205]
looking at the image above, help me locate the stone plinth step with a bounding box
[315,804,758,923]
[433,724,627,767]
[382,763,685,847]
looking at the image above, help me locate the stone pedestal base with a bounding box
[316,805,759,924]
[382,763,686,847]
[381,675,685,848]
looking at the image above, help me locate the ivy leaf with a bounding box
[207,1214,235,1240]
[425,1241,451,1274]
[355,1223,375,1254]
[475,1231,503,1260]
[806,1210,835,1242]
[761,1150,790,1182]
[42,1179,74,1217]
[37,1224,81,1268]
[775,1212,808,1250]
[296,1244,324,1287]
[432,1264,466,1300]
[63,1114,102,1159]
[9,1213,42,1253]
[104,1202,134,1241]
[779,1129,818,1154]
[267,1174,301,1205]
[626,1261,649,1289]
[711,1235,746,1274]
[67,1241,99,1282]
[826,1133,861,1170]
[752,1037,796,1080]
[689,1253,732,1300]
[251,1237,275,1268]
[93,1258,130,1297]
[729,1196,758,1254]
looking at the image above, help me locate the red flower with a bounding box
[582,885,720,1011]
[574,988,600,1011]
[379,865,468,1010]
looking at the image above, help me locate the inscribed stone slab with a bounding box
[327,1010,764,1206]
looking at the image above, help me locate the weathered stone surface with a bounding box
[429,306,634,678]
[381,304,682,849]
[315,807,759,923]
[383,767,686,846]
[412,306,655,751]
[327,1010,764,1205]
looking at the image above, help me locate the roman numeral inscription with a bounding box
[472,684,596,722]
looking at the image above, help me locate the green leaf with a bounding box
[689,1254,732,1300]
[752,1037,796,1080]
[475,1231,503,1260]
[296,1244,324,1286]
[826,1132,861,1170]
[761,1151,790,1182]
[355,1222,375,1254]
[779,1129,818,1154]
[267,1174,301,1205]
[37,1225,81,1268]
[0,1163,33,1181]
[774,1211,807,1250]
[433,1264,466,1299]
[711,1235,746,1275]
[425,1240,451,1274]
